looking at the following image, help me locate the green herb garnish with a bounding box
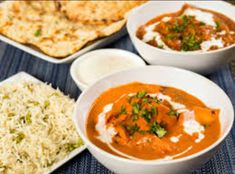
[182,15,193,25]
[136,91,147,98]
[44,100,50,109]
[141,109,152,123]
[3,95,9,99]
[181,35,201,51]
[199,21,206,26]
[215,21,221,30]
[151,106,158,115]
[119,105,127,115]
[132,114,139,121]
[132,102,140,114]
[153,98,162,104]
[64,139,84,152]
[166,33,177,40]
[150,122,167,138]
[158,44,164,49]
[126,124,140,136]
[25,112,32,124]
[172,22,185,33]
[34,29,42,37]
[127,96,134,104]
[167,108,179,117]
[142,98,150,103]
[171,15,193,33]
[140,130,146,135]
[14,132,25,144]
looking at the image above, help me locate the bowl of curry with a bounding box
[127,1,235,74]
[73,66,234,174]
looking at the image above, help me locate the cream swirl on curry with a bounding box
[136,4,235,52]
[86,82,220,160]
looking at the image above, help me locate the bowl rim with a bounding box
[127,0,235,56]
[73,65,234,165]
[70,48,146,91]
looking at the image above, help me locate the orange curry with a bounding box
[136,4,235,51]
[86,82,220,160]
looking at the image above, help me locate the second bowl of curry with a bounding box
[127,1,235,74]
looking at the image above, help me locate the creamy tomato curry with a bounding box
[136,4,235,52]
[86,82,220,160]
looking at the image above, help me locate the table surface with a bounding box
[0,35,234,174]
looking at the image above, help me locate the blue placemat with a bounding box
[0,35,234,174]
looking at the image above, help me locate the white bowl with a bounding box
[73,66,234,174]
[70,49,146,91]
[127,1,235,74]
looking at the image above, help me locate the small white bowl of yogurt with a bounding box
[70,49,146,91]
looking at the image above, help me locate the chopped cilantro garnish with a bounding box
[126,124,140,136]
[215,21,221,30]
[181,15,193,25]
[150,122,167,138]
[151,106,158,115]
[34,29,41,37]
[127,96,134,104]
[181,35,201,51]
[141,97,161,104]
[167,108,179,117]
[141,109,152,122]
[199,21,206,26]
[132,102,140,114]
[136,91,147,98]
[166,33,177,39]
[172,22,184,33]
[153,98,162,104]
[171,15,193,34]
[64,139,84,152]
[158,44,164,49]
[119,105,126,115]
[140,130,146,135]
[132,114,139,121]
[142,98,150,103]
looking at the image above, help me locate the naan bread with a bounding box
[0,1,144,58]
[59,0,147,25]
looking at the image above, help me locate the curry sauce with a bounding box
[86,82,220,160]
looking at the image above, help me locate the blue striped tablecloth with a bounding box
[0,35,234,174]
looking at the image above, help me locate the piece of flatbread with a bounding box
[59,0,147,25]
[0,1,98,57]
[0,1,143,58]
